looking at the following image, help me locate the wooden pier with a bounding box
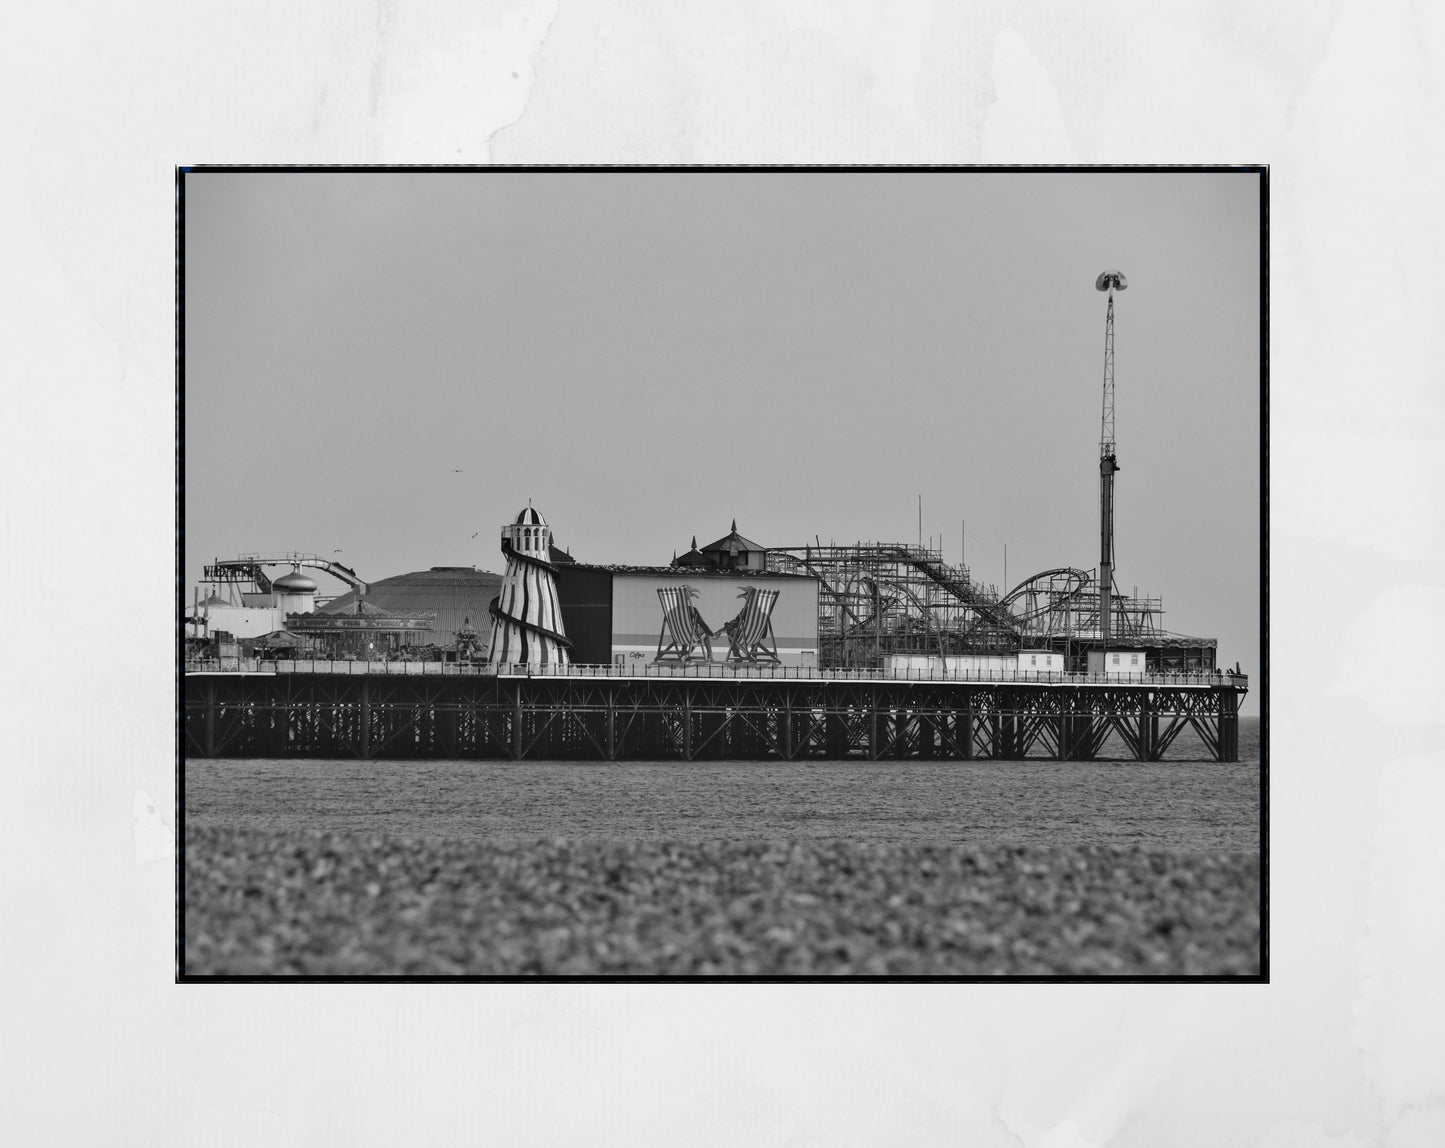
[184,667,1245,762]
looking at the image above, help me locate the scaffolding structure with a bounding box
[767,543,1009,664]
[766,542,1200,670]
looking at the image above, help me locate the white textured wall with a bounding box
[5,2,1442,1146]
[193,605,283,639]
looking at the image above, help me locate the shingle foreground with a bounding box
[184,828,1260,977]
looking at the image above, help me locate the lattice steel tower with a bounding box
[1095,269,1127,651]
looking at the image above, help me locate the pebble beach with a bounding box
[184,827,1260,977]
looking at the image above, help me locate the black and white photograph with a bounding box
[180,168,1263,978]
[11,2,1444,1141]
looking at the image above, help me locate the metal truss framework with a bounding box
[185,674,1243,763]
[765,543,1182,669]
[203,553,367,596]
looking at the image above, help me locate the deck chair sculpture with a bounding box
[654,585,716,664]
[721,586,781,664]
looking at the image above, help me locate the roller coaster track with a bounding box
[774,545,1023,635]
[896,550,1022,633]
[203,554,367,594]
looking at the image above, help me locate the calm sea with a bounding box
[186,718,1261,853]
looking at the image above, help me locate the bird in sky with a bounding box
[471,531,479,539]
[452,468,464,473]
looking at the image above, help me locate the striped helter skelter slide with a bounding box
[654,585,713,663]
[487,507,572,667]
[722,587,781,664]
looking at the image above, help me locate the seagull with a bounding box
[471,531,479,539]
[452,468,464,473]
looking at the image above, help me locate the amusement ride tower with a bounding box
[486,504,572,666]
[1095,269,1127,654]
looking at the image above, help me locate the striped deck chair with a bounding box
[654,585,715,663]
[722,587,781,664]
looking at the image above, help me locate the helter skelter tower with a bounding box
[486,503,572,666]
[1094,269,1127,652]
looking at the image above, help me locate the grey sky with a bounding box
[185,171,1260,706]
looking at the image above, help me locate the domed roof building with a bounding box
[272,571,318,593]
[665,521,768,571]
[699,520,766,570]
[273,567,319,617]
[315,567,505,651]
[671,536,712,568]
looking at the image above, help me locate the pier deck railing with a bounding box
[184,658,1245,689]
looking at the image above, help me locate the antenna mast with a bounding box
[1094,269,1127,654]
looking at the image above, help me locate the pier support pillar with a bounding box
[270,705,286,757]
[889,709,907,759]
[512,682,523,760]
[1000,712,1024,760]
[1135,692,1157,761]
[439,704,457,758]
[203,679,217,759]
[694,710,722,760]
[1217,685,1240,762]
[359,678,371,760]
[1063,714,1094,761]
[994,713,1026,760]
